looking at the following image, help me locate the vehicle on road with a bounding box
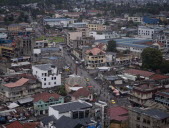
[111,100,116,104]
[18,116,26,121]
[9,118,17,122]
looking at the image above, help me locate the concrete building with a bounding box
[87,24,107,31]
[32,64,61,88]
[48,100,92,119]
[0,77,41,102]
[128,16,143,23]
[85,47,106,69]
[155,89,169,107]
[129,83,163,107]
[89,31,120,40]
[33,92,64,116]
[129,107,169,128]
[138,26,164,39]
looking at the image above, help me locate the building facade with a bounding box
[85,47,106,69]
[32,64,61,88]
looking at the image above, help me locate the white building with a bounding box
[138,26,164,39]
[32,64,61,88]
[43,18,75,27]
[89,31,120,40]
[0,33,7,39]
[48,100,92,119]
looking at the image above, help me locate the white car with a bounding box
[18,116,26,121]
[9,118,17,122]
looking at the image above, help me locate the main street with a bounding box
[63,47,130,107]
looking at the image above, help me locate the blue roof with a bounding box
[96,38,152,49]
[44,18,74,22]
[143,16,160,24]
[0,39,13,44]
[132,108,169,120]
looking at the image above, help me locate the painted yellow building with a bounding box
[0,46,14,58]
[87,24,107,31]
[85,47,106,69]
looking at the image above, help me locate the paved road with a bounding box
[63,48,131,107]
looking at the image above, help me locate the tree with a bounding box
[106,40,117,52]
[160,60,169,74]
[141,48,162,71]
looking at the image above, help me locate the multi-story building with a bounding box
[155,89,169,106]
[14,36,35,56]
[153,30,169,51]
[0,77,41,102]
[87,24,107,31]
[48,100,92,119]
[32,64,61,88]
[138,26,164,39]
[33,92,64,116]
[89,31,120,40]
[128,16,143,23]
[85,47,106,69]
[129,83,163,107]
[129,107,169,128]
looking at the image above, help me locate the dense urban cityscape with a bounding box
[0,0,169,128]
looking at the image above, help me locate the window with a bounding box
[44,78,46,81]
[44,83,46,85]
[136,124,140,128]
[54,82,56,84]
[79,111,84,119]
[49,82,50,85]
[72,111,78,119]
[137,116,140,121]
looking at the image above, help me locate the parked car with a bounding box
[25,120,34,123]
[9,118,17,122]
[18,116,26,121]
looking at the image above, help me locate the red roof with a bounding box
[6,121,23,128]
[157,42,164,47]
[150,74,169,80]
[72,88,91,99]
[4,78,29,88]
[107,106,128,121]
[23,122,40,128]
[86,47,105,55]
[33,92,61,102]
[6,121,40,128]
[124,69,155,77]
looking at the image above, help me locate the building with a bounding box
[143,16,160,25]
[32,64,61,88]
[69,22,88,28]
[153,30,169,51]
[85,47,106,69]
[123,69,155,81]
[129,83,163,107]
[41,115,97,128]
[14,36,35,56]
[138,26,164,39]
[43,18,75,27]
[65,74,87,93]
[33,92,64,116]
[128,16,143,23]
[71,88,93,101]
[89,31,120,40]
[87,24,107,31]
[155,89,169,107]
[48,100,92,119]
[107,106,128,128]
[129,107,169,128]
[3,121,39,128]
[0,77,41,102]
